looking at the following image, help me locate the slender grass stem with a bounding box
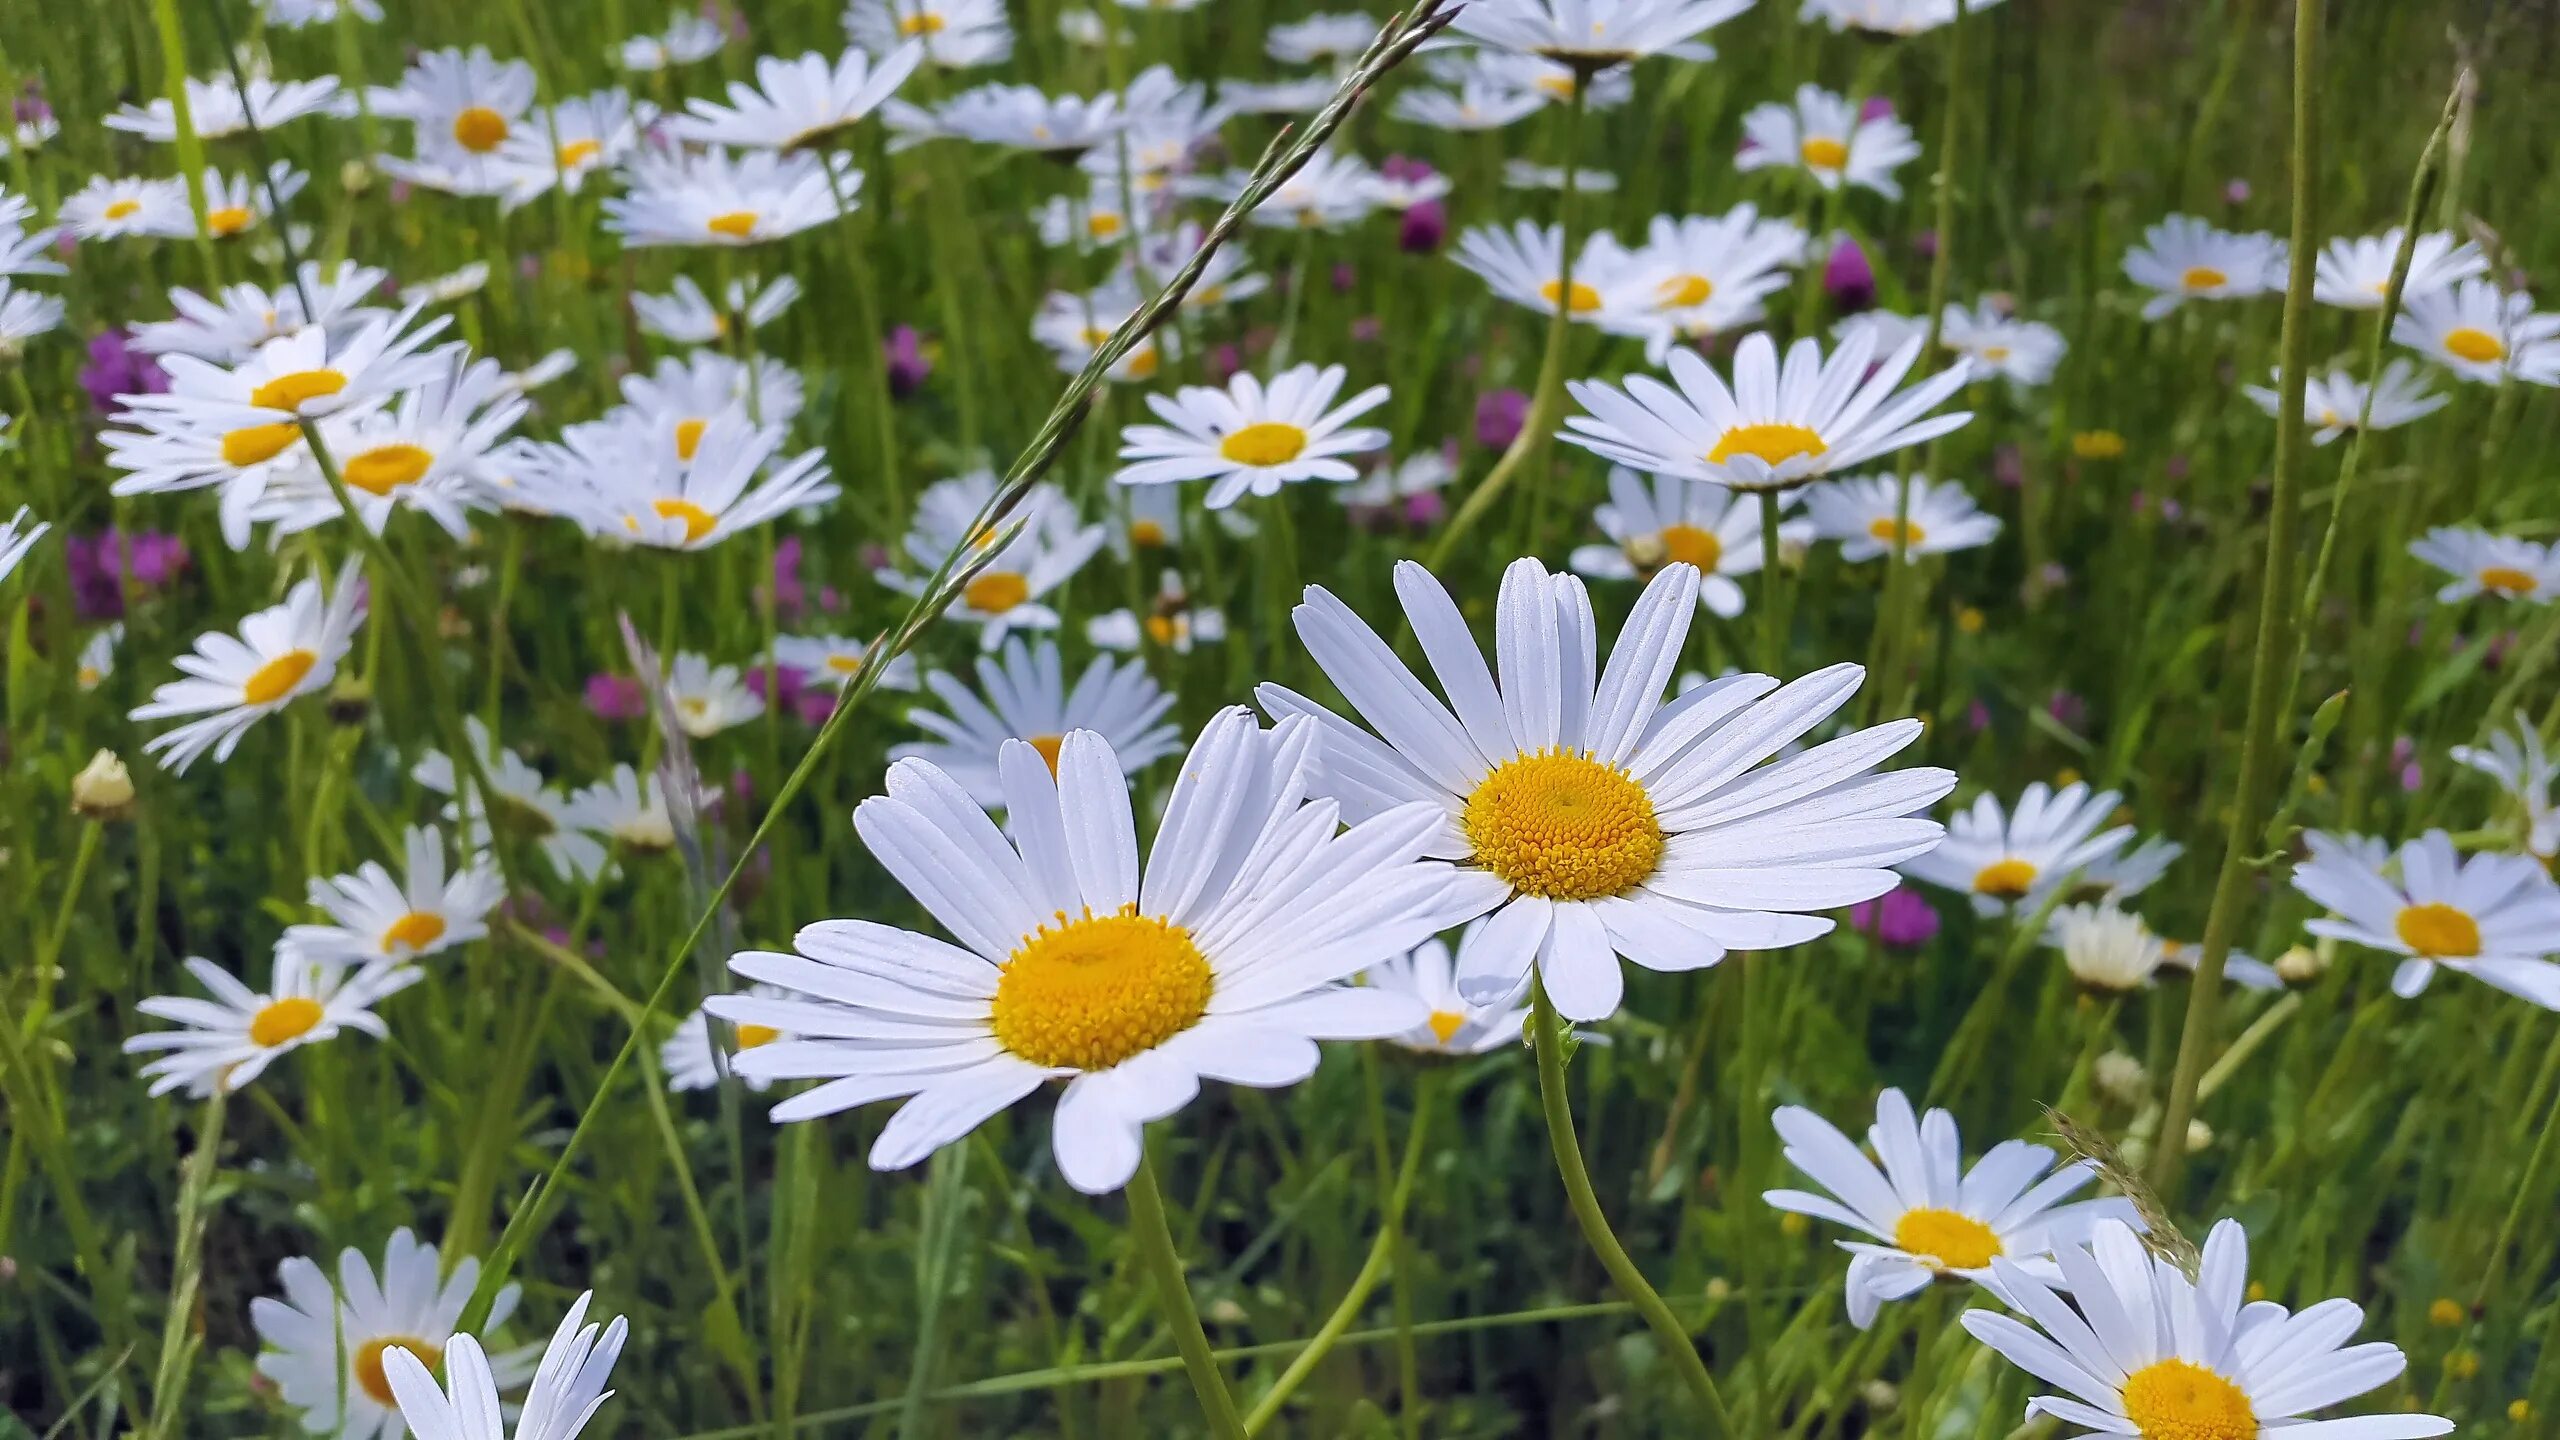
[1129,1149,1247,1440]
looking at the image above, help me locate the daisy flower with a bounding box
[877,474,1105,644]
[1500,160,1621,192]
[1216,76,1341,116]
[1390,78,1547,132]
[664,987,793,1092]
[415,717,610,881]
[1368,923,1535,1055]
[1446,51,1637,111]
[2314,227,2487,310]
[126,951,420,1097]
[130,557,365,773]
[1897,781,2133,914]
[1113,363,1392,510]
[1029,281,1175,382]
[60,175,190,241]
[2043,902,2168,992]
[1569,466,1808,618]
[1803,0,2003,32]
[666,652,767,738]
[258,351,525,543]
[369,47,539,161]
[1737,85,1922,198]
[847,0,1014,69]
[1341,449,1457,514]
[0,282,63,353]
[521,409,837,549]
[2243,359,2447,444]
[130,262,389,363]
[1563,330,1974,492]
[0,114,59,159]
[619,15,727,71]
[1183,147,1384,231]
[1124,223,1268,308]
[2452,714,2559,860]
[2292,830,2560,1008]
[284,825,503,970]
[604,147,862,249]
[489,90,653,209]
[1805,474,2002,563]
[1939,300,2066,387]
[1452,220,1657,328]
[1962,1218,2453,1440]
[2123,215,2286,319]
[1449,0,1751,66]
[1086,573,1227,653]
[2392,278,2560,384]
[566,764,702,855]
[623,349,808,435]
[711,708,1461,1193]
[104,73,344,142]
[633,274,803,345]
[136,301,452,424]
[1033,185,1146,250]
[774,633,920,691]
[76,625,121,690]
[0,207,63,276]
[889,83,1122,155]
[1267,12,1379,64]
[0,505,47,582]
[669,46,923,151]
[400,263,492,305]
[2406,526,2560,604]
[2067,834,2183,905]
[1094,65,1229,187]
[135,163,308,242]
[251,1228,539,1440]
[1832,307,1929,358]
[381,1291,626,1440]
[895,638,1178,805]
[1614,205,1809,348]
[1258,559,1957,1022]
[1767,1087,2138,1329]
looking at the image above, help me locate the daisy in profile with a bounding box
[0,283,63,354]
[1451,52,1637,112]
[2042,902,2168,992]
[847,0,1014,69]
[130,262,389,364]
[1217,76,1341,117]
[529,410,837,549]
[126,950,420,1096]
[1737,85,1922,199]
[1033,185,1146,251]
[712,709,1460,1193]
[1260,559,1955,1021]
[128,162,306,242]
[2407,526,2560,604]
[1963,1219,2453,1440]
[400,262,493,306]
[104,73,343,142]
[1939,301,2066,387]
[134,301,451,427]
[619,14,727,71]
[76,625,121,690]
[634,275,803,345]
[1501,160,1620,192]
[774,633,919,692]
[2244,359,2447,445]
[1391,76,1547,132]
[2293,830,2560,1008]
[283,825,504,970]
[877,473,1105,644]
[251,1228,539,1440]
[60,175,188,241]
[1450,0,1751,66]
[1806,474,2001,563]
[890,82,1122,155]
[1564,330,1974,492]
[1085,572,1227,654]
[1898,781,2133,913]
[2393,278,2560,385]
[1569,466,1808,618]
[131,558,365,772]
[489,90,653,209]
[1766,1088,2137,1329]
[415,717,610,881]
[369,47,539,161]
[1452,221,1656,328]
[666,652,766,738]
[1368,923,1535,1055]
[2314,227,2487,310]
[382,1290,627,1440]
[1267,12,1378,64]
[2123,215,2285,319]
[0,505,46,581]
[1184,147,1385,231]
[623,350,808,436]
[669,46,922,151]
[605,147,861,248]
[567,764,708,855]
[2452,714,2559,860]
[1113,363,1391,510]
[665,988,794,1091]
[896,638,1177,804]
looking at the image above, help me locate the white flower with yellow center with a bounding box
[566,764,717,855]
[0,282,63,353]
[1033,184,1146,251]
[1453,220,1659,329]
[1090,65,1228,185]
[619,14,726,71]
[633,274,803,346]
[877,473,1105,644]
[2406,525,2560,605]
[2314,227,2486,310]
[774,634,920,692]
[131,557,365,773]
[895,637,1177,806]
[604,147,862,249]
[2393,278,2560,385]
[105,72,343,143]
[253,351,524,545]
[127,162,307,242]
[711,709,1460,1193]
[1802,0,2005,33]
[846,0,1014,69]
[283,825,502,971]
[1898,781,2132,915]
[670,45,923,151]
[1566,329,1974,493]
[134,301,452,431]
[1390,76,1548,132]
[1267,12,1380,63]
[2292,829,2560,1009]
[1939,300,2066,387]
[0,196,62,276]
[1216,76,1342,117]
[76,625,120,691]
[1113,363,1392,510]
[415,717,610,882]
[2243,359,2447,445]
[1123,222,1268,309]
[1963,1218,2452,1440]
[1259,558,1956,1022]
[1609,205,1808,353]
[488,90,654,210]
[2042,902,2169,992]
[130,262,389,364]
[666,986,795,1092]
[2123,214,2285,320]
[1767,1088,2137,1329]
[251,1228,540,1440]
[369,46,538,165]
[665,651,767,738]
[1029,281,1179,381]
[1450,0,1751,65]
[1086,575,1227,654]
[60,174,189,241]
[1806,473,2000,564]
[0,505,46,583]
[125,951,419,1097]
[2452,714,2559,861]
[624,350,808,437]
[887,82,1123,155]
[523,408,836,550]
[1183,147,1386,231]
[1738,84,1922,198]
[1434,51,1637,113]
[382,1290,626,1440]
[1367,923,1535,1055]
[1569,466,1808,618]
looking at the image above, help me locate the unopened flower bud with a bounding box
[72,749,135,821]
[2184,1118,2214,1154]
[2093,1052,2148,1108]
[2274,944,2326,983]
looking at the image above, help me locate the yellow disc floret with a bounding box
[2119,1358,2255,1440]
[2394,901,2481,959]
[248,996,325,1048]
[991,907,1215,1070]
[1463,750,1665,901]
[1892,1207,2003,1270]
[1219,421,1309,467]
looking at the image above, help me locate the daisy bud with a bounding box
[326,674,372,726]
[339,158,374,196]
[1858,1380,1899,1413]
[71,749,135,822]
[2274,944,2326,983]
[2093,1051,2148,1108]
[2184,1118,2214,1154]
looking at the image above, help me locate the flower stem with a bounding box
[142,1091,226,1440]
[1129,1149,1247,1440]
[1530,982,1734,1434]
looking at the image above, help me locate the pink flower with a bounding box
[1850,886,1940,948]
[585,673,648,722]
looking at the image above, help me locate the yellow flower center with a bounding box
[1538,279,1604,314]
[1979,344,2012,362]
[222,422,303,468]
[248,995,326,1048]
[1219,421,1310,467]
[2480,565,2539,596]
[1534,73,1576,99]
[1971,857,2039,898]
[735,1023,781,1048]
[381,910,448,955]
[1892,1207,2003,1269]
[901,10,948,33]
[706,210,759,239]
[1657,273,1714,308]
[206,205,253,236]
[243,649,319,706]
[2120,1358,2256,1440]
[344,443,434,496]
[674,416,708,460]
[825,653,866,675]
[104,198,142,220]
[1867,517,1928,547]
[1088,211,1123,238]
[1126,346,1160,379]
[652,497,719,543]
[1462,750,1664,901]
[1800,136,1850,170]
[1128,519,1167,549]
[1028,733,1067,774]
[990,906,1215,1070]
[1426,1010,1467,1046]
[2443,326,2507,364]
[1707,422,1827,468]
[1656,523,1722,572]
[2179,265,2229,291]
[557,138,602,168]
[77,665,102,688]
[1143,614,1182,646]
[2394,901,2481,959]
[2072,430,2126,459]
[249,368,348,413]
[964,570,1031,615]
[451,106,510,153]
[355,1336,444,1407]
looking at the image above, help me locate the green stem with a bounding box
[1128,1149,1247,1440]
[142,1092,227,1440]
